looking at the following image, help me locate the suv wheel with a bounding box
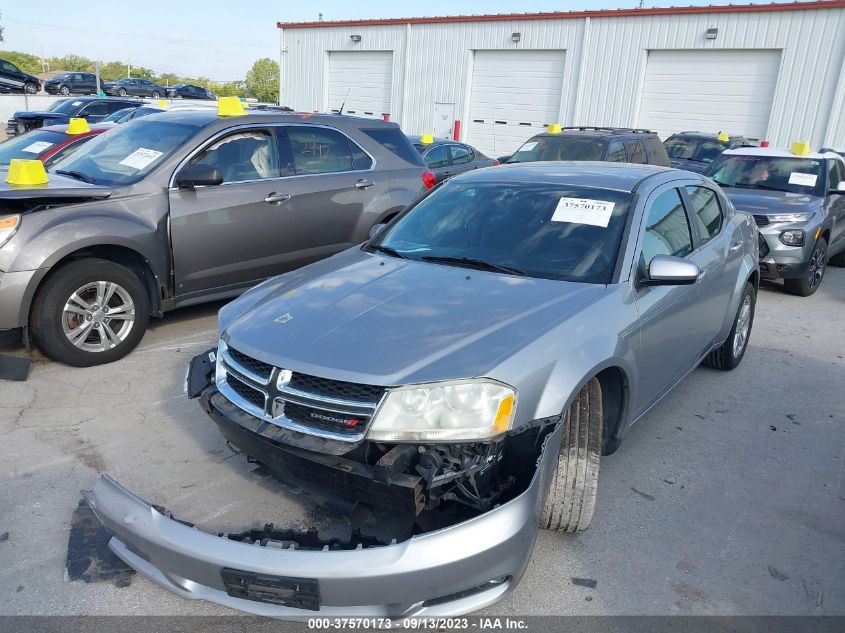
[118,87,128,97]
[30,259,150,367]
[151,90,160,98]
[704,282,756,370]
[784,238,827,297]
[541,377,602,533]
[24,82,38,94]
[59,85,70,96]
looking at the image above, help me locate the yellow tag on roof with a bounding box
[547,123,562,134]
[66,118,90,135]
[217,96,246,117]
[420,134,434,145]
[717,132,729,143]
[158,100,168,108]
[6,159,48,185]
[791,140,811,156]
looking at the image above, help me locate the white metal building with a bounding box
[278,1,845,157]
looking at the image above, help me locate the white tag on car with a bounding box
[22,141,54,153]
[788,172,817,187]
[119,148,164,170]
[551,197,615,228]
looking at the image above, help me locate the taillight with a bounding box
[422,169,436,190]
[492,160,500,166]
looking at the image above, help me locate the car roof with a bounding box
[450,161,677,192]
[408,136,461,148]
[150,109,402,130]
[39,123,112,134]
[722,147,841,160]
[668,131,748,141]
[531,127,657,140]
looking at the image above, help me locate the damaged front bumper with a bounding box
[84,422,562,618]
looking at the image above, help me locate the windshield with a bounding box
[369,181,632,284]
[50,119,199,186]
[49,99,87,115]
[101,108,134,122]
[0,130,67,165]
[507,136,605,163]
[705,155,824,195]
[664,136,728,163]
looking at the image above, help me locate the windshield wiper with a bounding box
[421,255,526,276]
[55,169,96,184]
[753,183,794,194]
[369,244,409,259]
[717,181,758,189]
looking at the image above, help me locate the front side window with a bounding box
[625,140,646,164]
[370,181,633,284]
[685,186,723,244]
[450,145,473,165]
[642,188,693,265]
[424,145,450,169]
[2,61,19,73]
[827,159,844,189]
[287,127,353,175]
[192,129,279,183]
[508,136,605,162]
[705,155,824,196]
[79,102,108,117]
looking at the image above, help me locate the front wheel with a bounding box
[59,85,70,96]
[784,238,827,297]
[30,259,150,367]
[541,377,603,533]
[704,282,756,370]
[118,88,127,97]
[25,82,38,94]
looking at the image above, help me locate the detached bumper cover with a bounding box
[83,423,562,618]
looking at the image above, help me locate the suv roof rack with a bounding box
[560,126,656,134]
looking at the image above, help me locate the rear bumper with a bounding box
[84,419,560,617]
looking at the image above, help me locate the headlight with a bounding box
[368,379,516,442]
[779,230,805,246]
[0,215,20,248]
[767,212,812,223]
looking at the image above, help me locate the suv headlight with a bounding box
[767,212,812,223]
[368,379,516,442]
[779,230,805,246]
[0,215,20,248]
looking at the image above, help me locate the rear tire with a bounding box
[784,238,827,297]
[541,377,603,533]
[704,282,756,371]
[152,91,160,98]
[30,259,150,367]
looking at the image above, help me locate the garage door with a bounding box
[326,51,393,119]
[467,50,566,157]
[637,49,780,139]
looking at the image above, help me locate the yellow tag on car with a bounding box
[6,159,49,185]
[66,118,91,135]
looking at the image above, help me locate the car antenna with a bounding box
[338,88,351,115]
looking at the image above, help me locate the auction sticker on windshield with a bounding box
[22,141,54,153]
[788,172,817,187]
[119,148,164,170]
[551,197,615,228]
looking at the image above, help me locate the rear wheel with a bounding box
[59,85,70,96]
[784,238,827,297]
[541,377,602,533]
[151,90,160,98]
[30,259,150,367]
[704,282,755,370]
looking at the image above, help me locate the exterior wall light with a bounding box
[511,32,521,43]
[350,34,362,42]
[705,27,718,40]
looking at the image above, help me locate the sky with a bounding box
[1,0,787,81]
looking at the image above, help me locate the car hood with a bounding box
[222,249,606,386]
[0,171,113,203]
[13,111,68,121]
[669,158,709,173]
[721,187,822,215]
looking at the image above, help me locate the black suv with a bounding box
[6,97,140,136]
[44,72,105,96]
[505,127,670,166]
[165,84,216,100]
[664,131,756,173]
[0,58,40,94]
[103,78,166,98]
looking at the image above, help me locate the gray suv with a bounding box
[0,111,427,365]
[86,162,759,617]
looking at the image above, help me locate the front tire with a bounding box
[30,259,150,367]
[784,238,827,297]
[704,282,756,370]
[25,82,38,94]
[541,377,603,533]
[59,85,70,96]
[118,88,127,97]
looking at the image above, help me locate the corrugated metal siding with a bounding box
[280,6,845,148]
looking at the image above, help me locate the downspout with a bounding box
[401,22,411,127]
[278,27,285,106]
[571,16,591,126]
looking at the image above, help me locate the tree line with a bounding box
[0,49,280,103]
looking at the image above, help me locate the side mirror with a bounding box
[832,180,845,193]
[175,164,223,188]
[368,223,387,239]
[644,255,700,286]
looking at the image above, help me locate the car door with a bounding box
[170,125,294,296]
[280,124,388,259]
[448,144,478,177]
[79,74,94,94]
[77,100,109,122]
[422,144,451,183]
[825,159,845,254]
[631,184,719,418]
[68,74,85,94]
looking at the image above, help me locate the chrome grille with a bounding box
[216,341,385,442]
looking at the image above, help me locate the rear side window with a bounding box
[605,139,626,162]
[685,186,723,244]
[646,137,670,166]
[424,145,450,169]
[362,128,425,166]
[625,140,647,164]
[288,127,353,175]
[450,145,473,165]
[642,188,693,264]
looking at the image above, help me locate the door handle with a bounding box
[729,240,744,252]
[264,192,291,205]
[355,179,375,190]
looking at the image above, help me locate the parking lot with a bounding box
[1,270,842,617]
